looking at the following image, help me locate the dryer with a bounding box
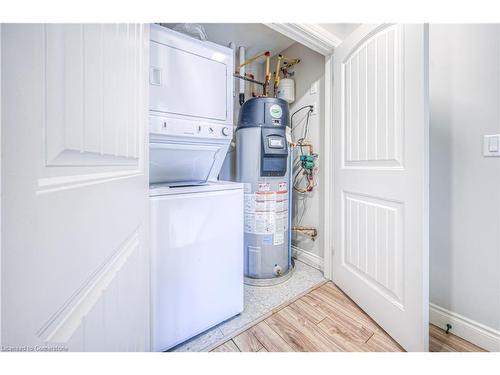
[149,24,233,126]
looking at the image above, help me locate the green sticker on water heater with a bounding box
[270,104,282,119]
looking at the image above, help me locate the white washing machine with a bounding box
[150,182,243,351]
[148,25,243,351]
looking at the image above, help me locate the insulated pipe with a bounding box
[273,54,283,97]
[239,46,245,105]
[229,42,236,99]
[263,52,271,96]
[238,51,269,69]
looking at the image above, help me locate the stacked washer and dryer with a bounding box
[148,25,244,352]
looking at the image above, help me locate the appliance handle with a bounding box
[149,141,222,185]
[149,142,222,153]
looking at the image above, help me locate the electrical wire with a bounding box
[290,105,313,132]
[290,104,317,194]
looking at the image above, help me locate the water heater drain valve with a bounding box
[274,264,283,276]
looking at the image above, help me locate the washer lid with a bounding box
[149,115,233,186]
[149,180,244,197]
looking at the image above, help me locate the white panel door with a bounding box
[333,24,429,351]
[2,24,150,351]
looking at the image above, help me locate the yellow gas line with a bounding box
[237,51,269,71]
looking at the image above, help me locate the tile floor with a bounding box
[171,259,325,352]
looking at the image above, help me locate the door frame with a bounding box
[265,23,340,279]
[0,24,3,346]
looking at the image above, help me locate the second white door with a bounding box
[333,24,429,351]
[2,24,150,351]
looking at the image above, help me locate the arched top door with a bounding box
[333,24,429,352]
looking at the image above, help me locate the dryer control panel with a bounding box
[150,116,233,141]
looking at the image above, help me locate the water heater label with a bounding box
[244,191,288,235]
[258,182,271,192]
[278,182,287,192]
[270,104,282,119]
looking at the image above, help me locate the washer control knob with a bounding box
[222,127,230,136]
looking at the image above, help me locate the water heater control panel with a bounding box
[268,137,285,149]
[261,128,288,177]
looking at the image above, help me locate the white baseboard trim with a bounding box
[292,245,324,272]
[430,303,500,352]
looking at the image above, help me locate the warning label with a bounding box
[257,182,271,192]
[244,190,288,235]
[278,182,287,192]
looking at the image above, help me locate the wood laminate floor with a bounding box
[211,282,486,352]
[429,324,485,352]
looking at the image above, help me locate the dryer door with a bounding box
[150,38,229,122]
[149,142,223,185]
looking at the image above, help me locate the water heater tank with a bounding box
[236,97,291,280]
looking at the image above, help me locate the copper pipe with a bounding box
[263,52,271,96]
[292,226,318,240]
[246,73,256,97]
[233,74,264,86]
[293,142,314,154]
[273,55,283,96]
[237,50,270,70]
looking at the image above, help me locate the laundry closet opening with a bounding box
[150,23,332,352]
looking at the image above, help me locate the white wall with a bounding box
[430,24,500,331]
[270,42,326,265]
